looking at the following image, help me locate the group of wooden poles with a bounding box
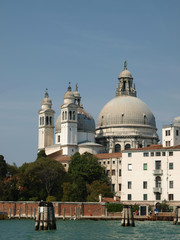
[35,201,56,230]
[34,202,180,230]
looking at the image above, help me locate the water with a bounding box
[0,220,180,240]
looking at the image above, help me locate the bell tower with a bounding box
[60,83,78,155]
[38,89,55,150]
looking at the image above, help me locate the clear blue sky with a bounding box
[0,0,180,166]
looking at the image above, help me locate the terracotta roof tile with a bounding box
[95,152,122,159]
[123,144,180,151]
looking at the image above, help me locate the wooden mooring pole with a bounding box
[173,206,180,225]
[121,205,135,227]
[35,201,56,231]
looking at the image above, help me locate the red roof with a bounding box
[95,152,122,159]
[123,144,180,151]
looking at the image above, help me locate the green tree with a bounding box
[62,152,112,202]
[68,152,107,184]
[0,155,7,180]
[87,180,113,202]
[17,155,66,201]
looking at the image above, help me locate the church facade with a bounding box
[38,63,180,205]
[38,62,159,156]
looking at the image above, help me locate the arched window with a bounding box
[65,111,67,120]
[125,144,131,150]
[42,117,44,125]
[40,117,42,125]
[69,111,72,120]
[50,116,52,125]
[73,111,76,120]
[115,144,121,152]
[46,116,49,125]
[62,112,64,120]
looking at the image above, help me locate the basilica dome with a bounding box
[97,95,156,128]
[95,62,159,151]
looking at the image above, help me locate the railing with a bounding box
[153,187,162,193]
[153,169,163,175]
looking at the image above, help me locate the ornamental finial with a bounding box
[124,61,127,70]
[45,88,49,98]
[75,83,78,91]
[68,82,71,91]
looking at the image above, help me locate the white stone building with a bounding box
[162,117,180,147]
[38,84,104,156]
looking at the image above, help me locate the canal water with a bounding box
[0,220,180,240]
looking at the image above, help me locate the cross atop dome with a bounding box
[67,82,72,91]
[124,60,127,70]
[44,88,49,98]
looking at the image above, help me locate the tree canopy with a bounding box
[0,151,113,202]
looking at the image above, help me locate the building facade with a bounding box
[121,144,180,206]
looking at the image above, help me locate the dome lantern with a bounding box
[116,61,136,97]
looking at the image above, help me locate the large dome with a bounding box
[97,96,156,128]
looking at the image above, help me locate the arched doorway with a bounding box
[115,144,121,152]
[125,144,131,150]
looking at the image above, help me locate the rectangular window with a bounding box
[112,184,115,192]
[169,181,173,188]
[169,162,173,170]
[113,161,115,164]
[143,181,147,189]
[162,152,166,156]
[112,169,115,176]
[143,163,147,170]
[156,193,161,200]
[155,152,161,156]
[143,194,148,200]
[119,169,121,176]
[151,152,154,157]
[166,130,170,136]
[128,181,132,189]
[128,153,132,157]
[155,161,161,170]
[169,152,173,156]
[119,184,121,191]
[166,141,170,147]
[176,130,179,136]
[128,164,132,171]
[58,135,60,142]
[143,152,149,157]
[128,194,132,200]
[168,194,174,201]
[106,170,110,176]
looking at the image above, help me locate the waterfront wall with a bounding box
[0,201,106,218]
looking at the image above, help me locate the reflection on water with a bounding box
[0,220,180,240]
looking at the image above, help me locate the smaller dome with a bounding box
[74,91,80,98]
[55,114,61,133]
[41,91,52,108]
[64,90,74,100]
[173,116,180,126]
[64,84,74,104]
[119,69,132,78]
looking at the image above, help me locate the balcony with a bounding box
[153,169,163,175]
[153,187,162,193]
